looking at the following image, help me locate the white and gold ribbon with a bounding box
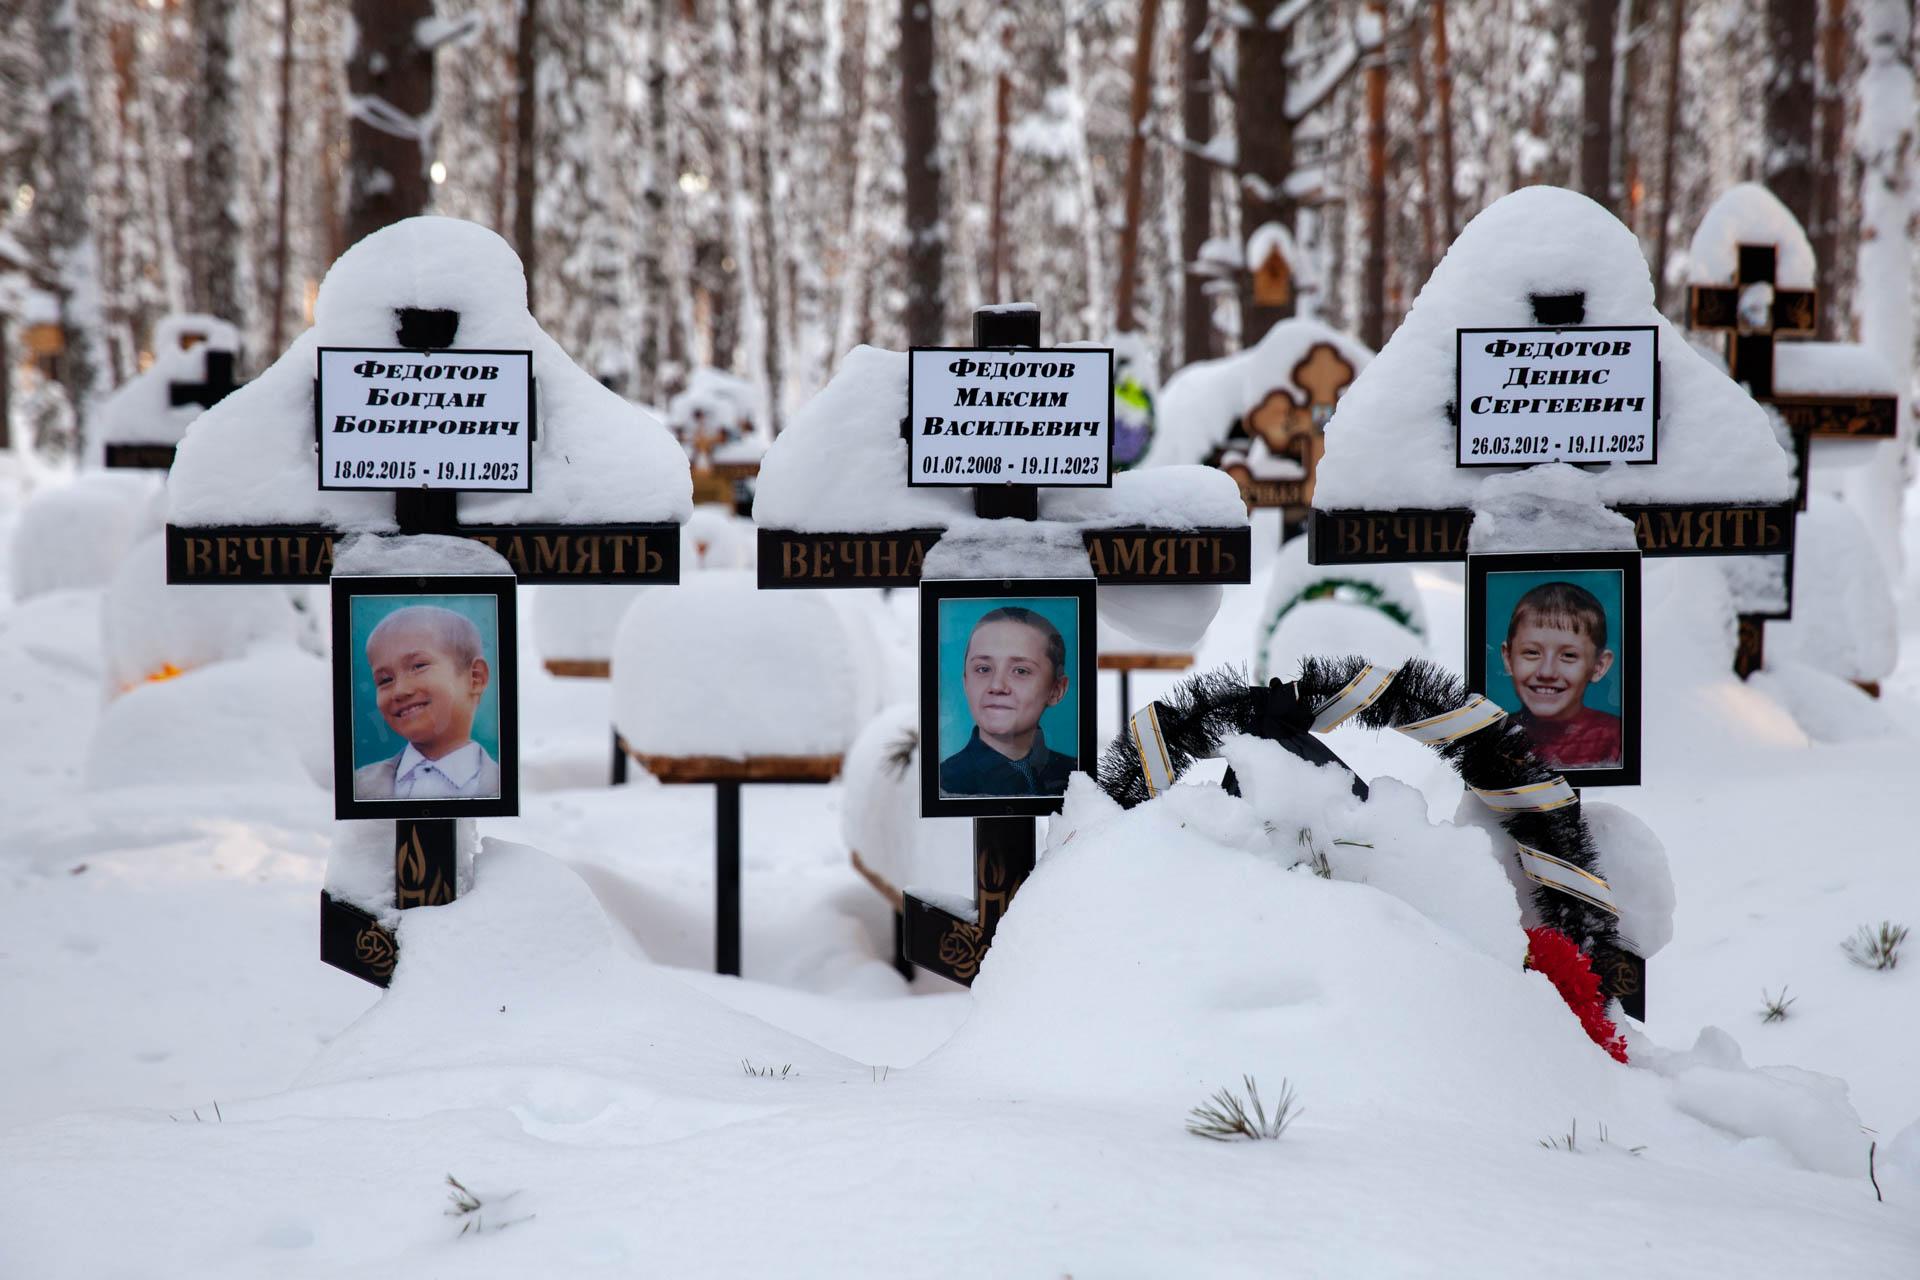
[1310,664,1397,733]
[1129,703,1176,798]
[1471,777,1579,813]
[1393,694,1507,746]
[1516,843,1619,917]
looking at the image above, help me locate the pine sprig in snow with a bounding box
[1186,1075,1302,1142]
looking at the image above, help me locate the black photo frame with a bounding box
[919,577,1099,818]
[331,573,520,819]
[1467,550,1642,788]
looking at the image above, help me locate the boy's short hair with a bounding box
[367,604,484,669]
[968,606,1066,679]
[1505,581,1607,650]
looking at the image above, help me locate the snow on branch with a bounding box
[349,95,430,142]
[1285,38,1359,123]
[415,14,484,53]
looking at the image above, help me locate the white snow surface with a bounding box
[612,569,885,757]
[167,217,692,530]
[1774,341,1903,396]
[1765,495,1899,684]
[753,344,1247,532]
[1316,186,1795,510]
[1686,181,1818,289]
[101,533,302,691]
[1143,316,1373,467]
[5,475,1920,1276]
[8,471,161,600]
[90,313,242,455]
[838,701,974,902]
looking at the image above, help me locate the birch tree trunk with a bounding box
[1113,0,1161,332]
[900,0,944,345]
[37,0,106,437]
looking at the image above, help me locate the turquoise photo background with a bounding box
[348,594,502,770]
[936,595,1081,764]
[1482,568,1625,717]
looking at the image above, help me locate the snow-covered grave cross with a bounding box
[754,304,1251,984]
[160,218,692,987]
[1144,318,1374,532]
[1684,184,1904,679]
[1309,187,1796,570]
[1687,184,1899,442]
[1305,186,1809,1015]
[97,315,244,471]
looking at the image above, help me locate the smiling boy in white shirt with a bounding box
[352,605,502,801]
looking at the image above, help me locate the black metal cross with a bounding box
[1687,245,1817,400]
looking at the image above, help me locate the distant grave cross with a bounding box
[167,348,241,412]
[1687,245,1817,401]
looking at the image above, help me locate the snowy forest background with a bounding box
[1,0,1915,445]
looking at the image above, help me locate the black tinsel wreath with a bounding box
[1094,656,1620,957]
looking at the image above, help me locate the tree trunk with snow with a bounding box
[1179,0,1212,362]
[514,0,537,295]
[900,0,943,345]
[1237,0,1297,344]
[190,0,244,331]
[1432,0,1459,244]
[346,0,434,247]
[1764,0,1816,225]
[1360,1,1387,348]
[1853,0,1915,400]
[1580,0,1618,213]
[36,0,106,436]
[1811,0,1850,338]
[1653,0,1686,311]
[1114,0,1161,333]
[269,0,295,358]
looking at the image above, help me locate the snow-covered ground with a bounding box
[1,486,1916,1276]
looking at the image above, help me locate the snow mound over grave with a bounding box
[1775,341,1901,396]
[1764,495,1898,686]
[1687,182,1817,289]
[612,569,885,757]
[90,313,240,458]
[754,345,1246,532]
[840,701,975,906]
[1143,318,1372,467]
[926,765,1865,1179]
[1316,186,1793,510]
[299,839,852,1097]
[83,643,331,792]
[9,472,161,600]
[168,216,691,530]
[1253,535,1425,681]
[101,534,299,691]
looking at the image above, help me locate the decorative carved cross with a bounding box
[1687,244,1817,400]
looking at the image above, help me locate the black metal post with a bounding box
[394,817,457,908]
[715,779,742,976]
[971,306,1041,521]
[1117,667,1132,732]
[610,727,628,784]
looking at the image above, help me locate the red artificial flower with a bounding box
[1525,926,1629,1063]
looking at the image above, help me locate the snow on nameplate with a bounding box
[908,347,1113,488]
[318,348,534,492]
[1456,327,1657,467]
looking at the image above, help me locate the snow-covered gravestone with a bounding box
[1309,186,1800,1016]
[755,305,1250,984]
[166,218,689,587]
[612,572,884,975]
[1144,318,1372,527]
[1685,183,1902,681]
[667,367,765,510]
[96,314,242,470]
[1311,187,1795,570]
[162,217,691,987]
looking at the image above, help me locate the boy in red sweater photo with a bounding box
[1499,580,1622,769]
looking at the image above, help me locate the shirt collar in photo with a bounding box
[396,740,485,788]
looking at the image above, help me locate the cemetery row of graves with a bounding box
[12,177,1906,1070]
[3,167,1920,1274]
